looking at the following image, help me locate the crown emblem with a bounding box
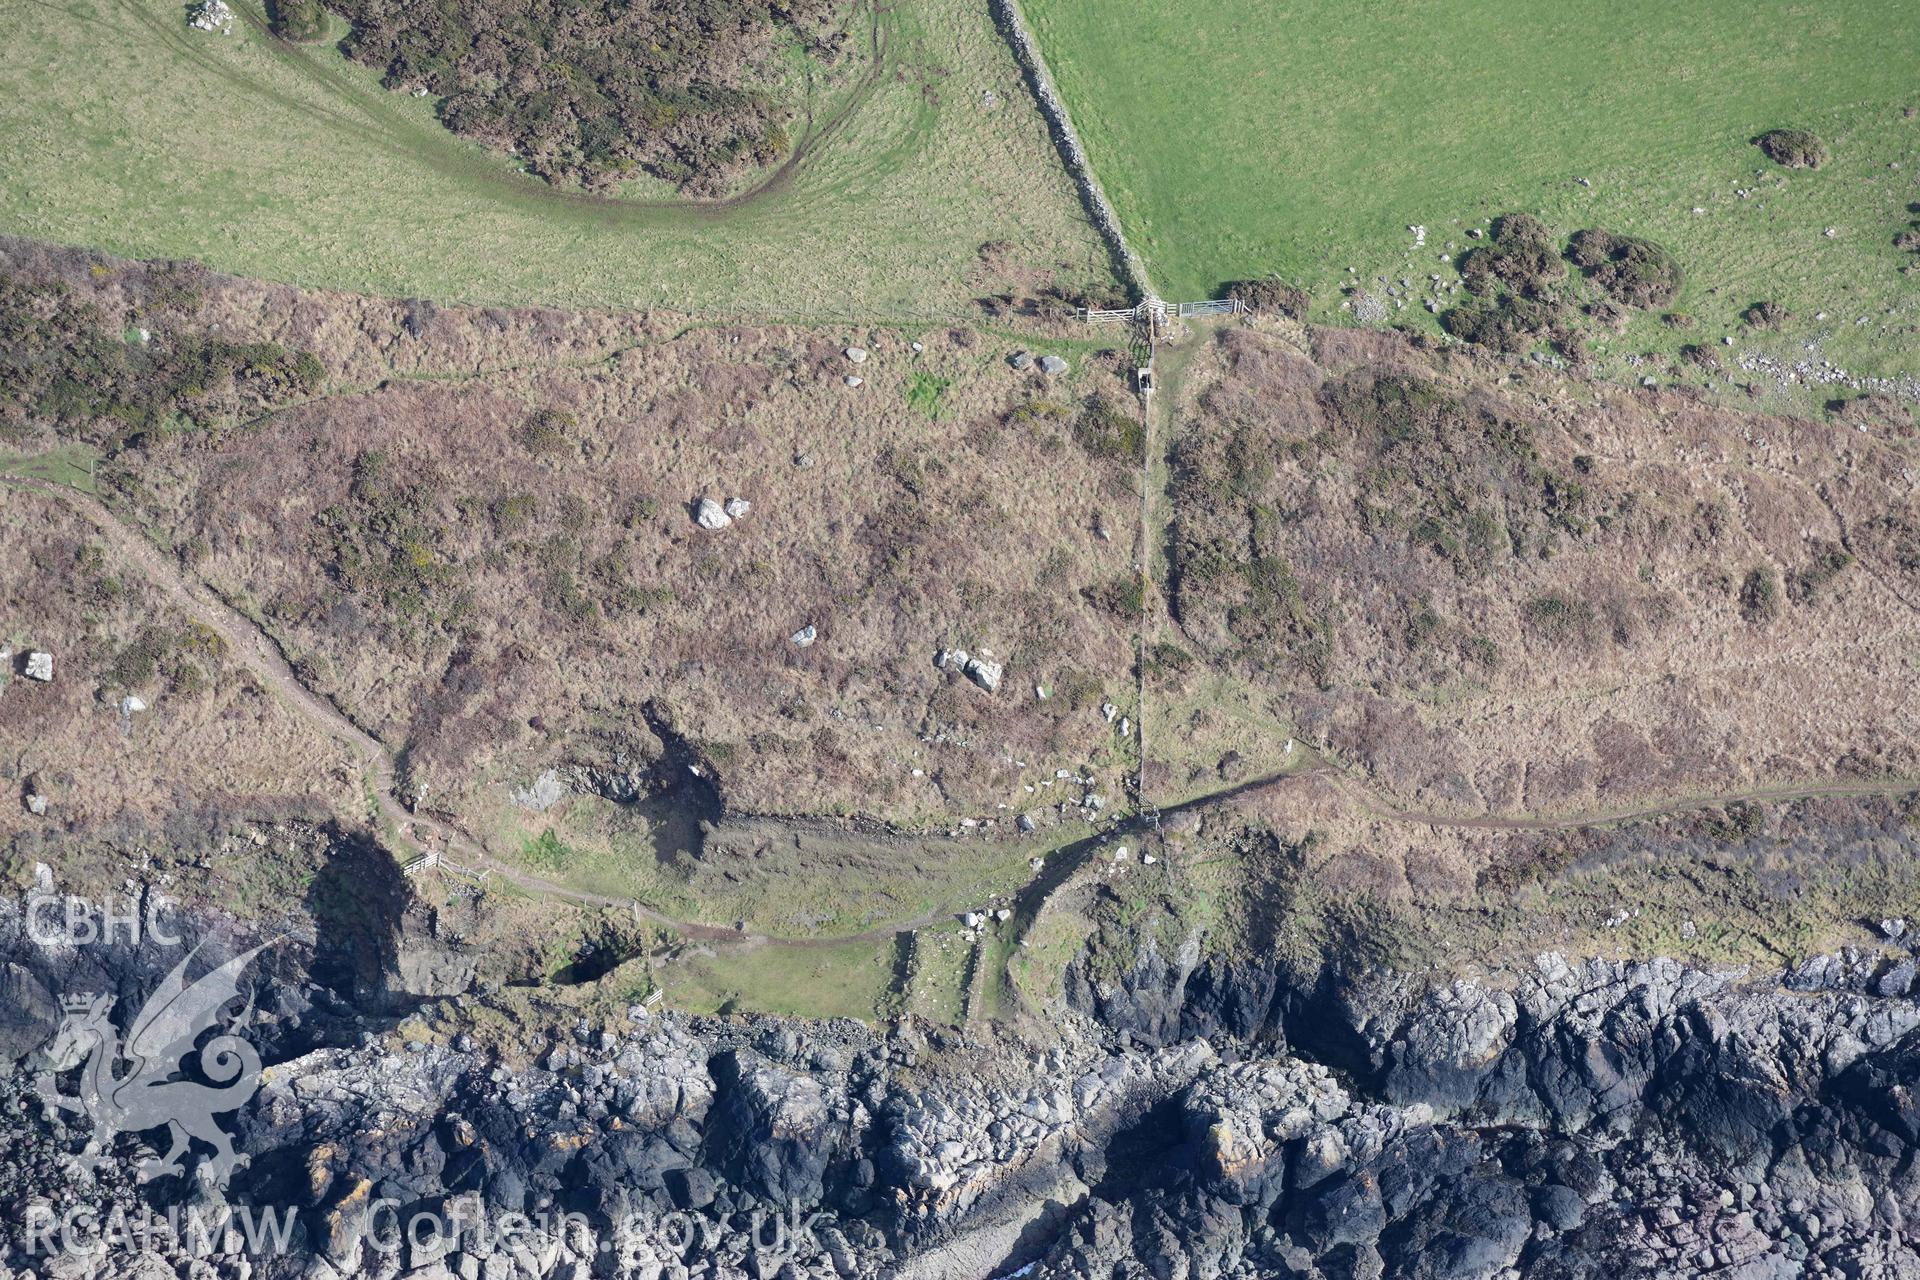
[61,993,101,1013]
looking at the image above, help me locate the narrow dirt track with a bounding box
[1177,758,1918,833]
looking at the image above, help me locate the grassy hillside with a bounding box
[1026,0,1920,384]
[0,0,1110,317]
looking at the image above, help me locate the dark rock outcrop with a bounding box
[5,870,1920,1280]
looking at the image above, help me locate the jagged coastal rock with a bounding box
[5,883,1920,1280]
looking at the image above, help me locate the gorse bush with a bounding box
[1458,213,1567,298]
[1566,229,1683,308]
[1441,294,1570,353]
[1222,277,1311,319]
[268,0,326,41]
[1754,128,1829,170]
[1072,397,1145,463]
[0,273,323,444]
[330,0,841,191]
[1739,565,1781,622]
[316,449,452,629]
[515,407,576,455]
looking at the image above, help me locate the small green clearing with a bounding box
[905,370,953,419]
[1026,0,1920,385]
[0,443,102,493]
[493,794,1048,940]
[903,926,974,1024]
[667,938,896,1021]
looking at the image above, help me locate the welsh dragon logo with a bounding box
[37,939,277,1189]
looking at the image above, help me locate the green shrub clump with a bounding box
[1458,213,1567,298]
[330,0,837,191]
[1441,294,1570,353]
[1738,565,1781,622]
[0,272,324,445]
[1223,277,1311,319]
[515,407,577,455]
[1567,229,1683,308]
[1072,397,1145,463]
[1522,591,1595,643]
[269,0,327,41]
[1754,128,1828,170]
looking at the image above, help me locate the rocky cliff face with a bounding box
[4,887,1920,1280]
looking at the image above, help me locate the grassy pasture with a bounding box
[664,937,898,1020]
[1026,0,1920,384]
[0,0,1109,317]
[489,792,1052,941]
[0,443,102,493]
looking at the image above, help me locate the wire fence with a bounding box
[1078,298,1244,325]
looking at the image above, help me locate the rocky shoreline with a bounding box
[4,879,1920,1280]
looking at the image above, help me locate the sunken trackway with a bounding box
[1166,759,1920,835]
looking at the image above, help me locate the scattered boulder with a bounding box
[844,375,864,388]
[1038,355,1069,376]
[963,654,1003,693]
[512,769,566,813]
[724,497,752,520]
[119,695,147,715]
[23,652,53,682]
[694,498,733,530]
[844,347,868,364]
[188,0,235,32]
[23,791,48,816]
[1009,351,1034,371]
[1017,814,1036,834]
[665,1166,717,1211]
[790,625,817,648]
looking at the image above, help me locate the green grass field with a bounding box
[1026,0,1920,383]
[666,938,898,1020]
[0,443,101,492]
[490,792,1057,940]
[0,0,1108,318]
